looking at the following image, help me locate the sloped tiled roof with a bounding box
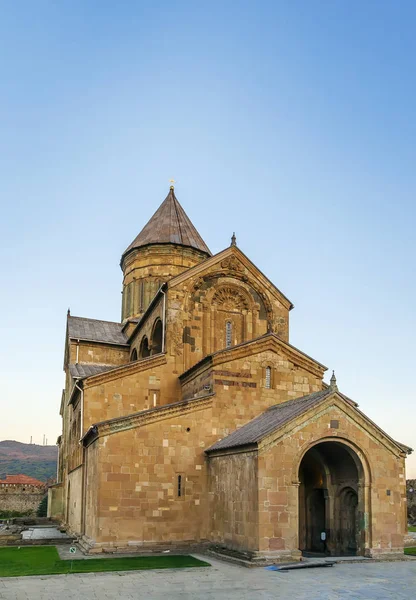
[69,363,117,379]
[68,316,128,346]
[122,187,211,260]
[206,389,332,453]
[0,474,45,486]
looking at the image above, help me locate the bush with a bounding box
[0,510,32,519]
[36,496,48,517]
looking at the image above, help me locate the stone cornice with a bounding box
[168,246,294,311]
[68,337,129,349]
[179,358,213,386]
[180,333,326,383]
[87,394,214,441]
[83,354,167,388]
[212,334,326,377]
[259,394,407,459]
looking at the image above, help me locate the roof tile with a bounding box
[69,363,117,379]
[122,188,211,259]
[0,474,45,486]
[68,316,128,346]
[206,389,331,452]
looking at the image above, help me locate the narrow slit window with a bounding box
[265,366,272,389]
[177,474,182,497]
[140,282,145,311]
[226,321,232,348]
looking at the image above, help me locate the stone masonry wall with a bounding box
[256,398,407,558]
[167,248,292,374]
[208,451,258,552]
[79,345,323,550]
[0,484,46,514]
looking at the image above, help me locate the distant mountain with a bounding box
[0,440,58,482]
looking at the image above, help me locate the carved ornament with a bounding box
[212,286,250,310]
[220,256,244,272]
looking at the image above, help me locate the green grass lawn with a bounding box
[408,526,416,533]
[404,547,416,556]
[0,546,210,577]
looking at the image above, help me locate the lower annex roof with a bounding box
[67,315,128,346]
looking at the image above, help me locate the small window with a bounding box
[130,348,138,362]
[226,321,232,348]
[176,473,185,499]
[139,281,145,311]
[149,389,160,407]
[265,366,272,389]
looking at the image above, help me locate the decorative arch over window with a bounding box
[151,318,163,355]
[212,286,251,311]
[139,336,150,358]
[130,348,138,362]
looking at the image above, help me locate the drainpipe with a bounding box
[75,380,84,441]
[161,288,166,353]
[74,379,85,536]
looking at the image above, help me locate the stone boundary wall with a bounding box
[0,483,46,514]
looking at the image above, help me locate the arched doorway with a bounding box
[298,441,364,557]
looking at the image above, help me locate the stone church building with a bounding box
[50,186,411,560]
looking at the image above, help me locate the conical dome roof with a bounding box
[122,187,211,261]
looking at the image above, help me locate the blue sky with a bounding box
[0,1,415,476]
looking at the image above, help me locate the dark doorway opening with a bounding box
[298,441,363,557]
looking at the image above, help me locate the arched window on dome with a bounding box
[226,321,232,348]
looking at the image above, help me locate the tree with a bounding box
[37,495,48,517]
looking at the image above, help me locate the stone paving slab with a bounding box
[21,528,70,541]
[0,554,416,599]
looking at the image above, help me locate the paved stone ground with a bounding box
[22,527,70,541]
[0,555,415,600]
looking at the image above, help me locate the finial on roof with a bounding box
[231,232,237,247]
[67,308,71,317]
[330,370,338,391]
[169,178,176,190]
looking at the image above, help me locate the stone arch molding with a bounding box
[210,285,252,312]
[201,283,258,353]
[293,435,372,487]
[188,272,274,322]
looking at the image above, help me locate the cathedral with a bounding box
[50,186,411,560]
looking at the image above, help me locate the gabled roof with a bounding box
[206,388,412,456]
[0,474,45,486]
[206,390,331,452]
[122,187,211,261]
[168,245,294,311]
[179,332,327,383]
[69,363,117,379]
[67,316,128,346]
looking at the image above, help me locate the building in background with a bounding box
[0,474,46,515]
